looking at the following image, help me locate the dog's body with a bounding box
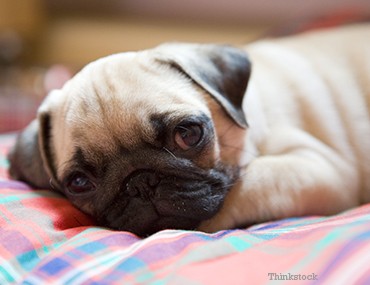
[9,24,370,236]
[201,24,370,231]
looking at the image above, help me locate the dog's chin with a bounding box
[120,216,202,237]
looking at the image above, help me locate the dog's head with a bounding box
[9,43,251,236]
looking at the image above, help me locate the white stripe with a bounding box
[0,255,22,283]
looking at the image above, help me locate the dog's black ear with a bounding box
[155,43,251,128]
[8,119,51,189]
[8,92,59,189]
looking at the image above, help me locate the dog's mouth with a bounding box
[96,164,238,237]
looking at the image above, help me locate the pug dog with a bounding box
[8,24,370,236]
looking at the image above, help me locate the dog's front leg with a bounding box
[199,130,360,232]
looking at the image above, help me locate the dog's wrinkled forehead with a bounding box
[60,51,211,152]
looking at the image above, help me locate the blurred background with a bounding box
[0,0,369,133]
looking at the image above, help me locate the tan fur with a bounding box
[199,24,370,231]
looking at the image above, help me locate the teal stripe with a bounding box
[151,280,166,285]
[17,250,40,271]
[226,236,253,252]
[136,271,155,283]
[314,227,346,251]
[17,245,52,272]
[0,191,61,205]
[0,195,21,204]
[0,265,16,283]
[117,257,145,272]
[0,157,9,169]
[78,242,105,254]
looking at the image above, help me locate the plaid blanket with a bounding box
[1,135,370,284]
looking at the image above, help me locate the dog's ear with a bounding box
[155,43,251,128]
[8,90,61,189]
[8,120,50,188]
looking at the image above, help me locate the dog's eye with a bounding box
[174,124,203,150]
[67,173,95,194]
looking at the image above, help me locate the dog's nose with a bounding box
[125,171,161,199]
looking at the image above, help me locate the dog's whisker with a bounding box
[220,143,256,154]
[162,147,178,159]
[220,143,258,159]
[218,122,237,140]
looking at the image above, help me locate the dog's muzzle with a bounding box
[98,164,238,237]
